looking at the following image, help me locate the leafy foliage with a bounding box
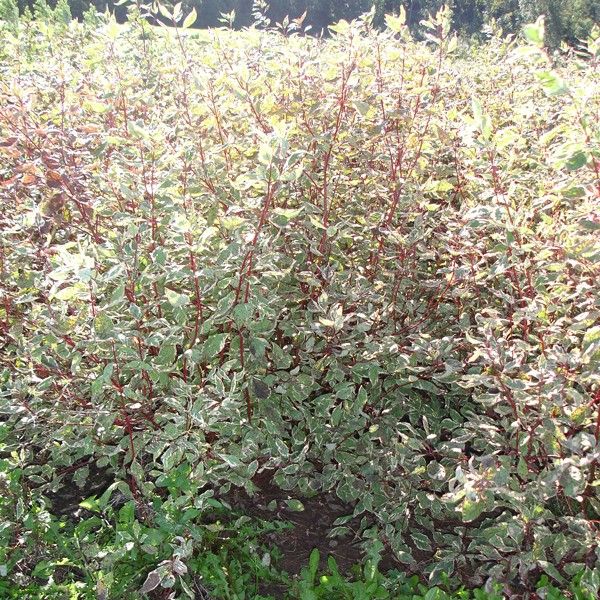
[0,5,599,599]
[0,454,287,597]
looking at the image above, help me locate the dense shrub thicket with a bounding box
[0,5,599,599]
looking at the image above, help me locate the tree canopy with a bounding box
[13,0,600,46]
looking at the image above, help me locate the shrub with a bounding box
[0,6,599,598]
[0,0,18,24]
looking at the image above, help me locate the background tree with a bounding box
[11,0,600,46]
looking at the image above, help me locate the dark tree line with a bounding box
[12,0,600,46]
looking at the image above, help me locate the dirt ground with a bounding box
[45,461,400,598]
[221,470,400,597]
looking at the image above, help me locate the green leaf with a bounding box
[523,16,545,47]
[252,378,270,399]
[560,465,585,498]
[411,532,432,552]
[94,313,114,336]
[461,498,485,522]
[565,150,588,171]
[428,558,455,585]
[329,19,350,34]
[182,7,197,28]
[273,207,303,225]
[537,71,568,96]
[110,284,125,304]
[583,325,600,347]
[54,285,84,301]
[127,121,150,139]
[447,34,458,53]
[152,247,167,265]
[308,548,319,583]
[258,143,274,165]
[158,3,173,21]
[579,219,600,231]
[233,303,252,325]
[219,454,243,468]
[165,288,189,308]
[201,333,228,359]
[426,461,446,481]
[537,561,566,584]
[517,457,529,479]
[157,344,177,366]
[286,499,305,512]
[385,8,406,33]
[78,496,100,511]
[353,100,370,117]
